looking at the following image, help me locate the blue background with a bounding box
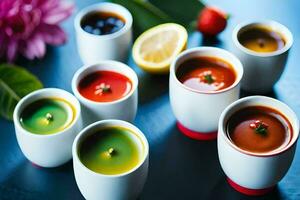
[1,0,300,199]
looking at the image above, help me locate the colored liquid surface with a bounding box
[176,56,236,92]
[238,26,285,53]
[81,11,125,35]
[79,126,143,175]
[20,98,74,135]
[78,70,132,102]
[226,106,292,153]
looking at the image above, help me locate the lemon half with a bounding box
[132,23,188,74]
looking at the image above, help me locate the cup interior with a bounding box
[73,120,149,177]
[232,20,293,57]
[13,88,81,137]
[74,2,133,39]
[170,47,243,94]
[72,60,138,104]
[219,96,299,157]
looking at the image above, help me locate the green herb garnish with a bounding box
[204,74,214,84]
[102,85,111,93]
[95,83,111,95]
[255,124,267,135]
[250,120,268,135]
[46,113,53,121]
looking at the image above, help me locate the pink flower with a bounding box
[0,0,74,62]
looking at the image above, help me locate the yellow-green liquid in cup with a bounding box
[19,98,75,135]
[79,127,143,175]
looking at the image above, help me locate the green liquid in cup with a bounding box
[19,98,75,135]
[79,127,143,175]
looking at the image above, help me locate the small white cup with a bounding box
[218,96,299,196]
[73,119,149,200]
[13,88,82,168]
[72,60,138,126]
[232,20,293,94]
[169,47,243,140]
[74,2,133,64]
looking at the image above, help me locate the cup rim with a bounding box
[219,95,299,157]
[232,20,293,57]
[72,60,138,105]
[74,2,133,40]
[73,119,149,178]
[13,88,81,138]
[170,46,244,95]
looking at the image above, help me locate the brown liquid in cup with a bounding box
[238,26,285,53]
[226,106,292,154]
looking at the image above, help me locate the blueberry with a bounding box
[110,26,120,33]
[83,25,93,33]
[115,19,124,28]
[92,28,101,35]
[96,20,104,28]
[106,17,116,25]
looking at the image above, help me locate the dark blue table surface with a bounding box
[1,0,300,199]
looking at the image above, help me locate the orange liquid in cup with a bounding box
[226,106,292,153]
[78,71,132,102]
[176,56,236,92]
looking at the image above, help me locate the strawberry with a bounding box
[197,6,228,36]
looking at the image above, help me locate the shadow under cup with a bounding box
[217,96,299,196]
[169,47,243,141]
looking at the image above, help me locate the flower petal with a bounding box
[43,2,74,24]
[39,24,66,45]
[32,35,46,58]
[7,39,18,62]
[21,34,46,59]
[37,0,58,12]
[22,8,41,38]
[0,0,17,18]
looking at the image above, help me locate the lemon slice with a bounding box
[132,23,188,74]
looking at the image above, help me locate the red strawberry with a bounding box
[197,6,228,36]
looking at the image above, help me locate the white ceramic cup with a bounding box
[72,60,138,126]
[74,2,133,64]
[218,96,299,196]
[169,47,243,140]
[73,119,149,200]
[232,20,293,94]
[13,88,82,168]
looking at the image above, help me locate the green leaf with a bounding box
[0,64,43,120]
[111,0,205,36]
[111,0,170,36]
[150,0,205,28]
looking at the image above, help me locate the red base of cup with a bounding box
[176,122,217,141]
[227,177,274,196]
